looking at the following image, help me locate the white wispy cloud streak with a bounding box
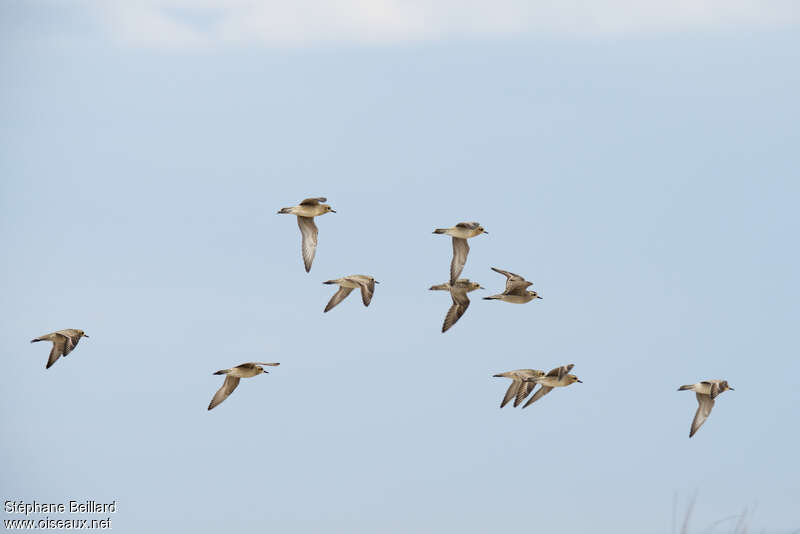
[95,0,800,48]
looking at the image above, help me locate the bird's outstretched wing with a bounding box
[442,301,468,333]
[545,364,573,380]
[523,386,554,408]
[62,333,81,357]
[208,376,241,410]
[500,380,521,408]
[442,286,471,332]
[514,381,537,407]
[491,267,532,294]
[450,238,469,285]
[690,393,715,437]
[351,277,375,307]
[297,216,319,272]
[46,335,67,369]
[300,197,326,205]
[491,267,525,282]
[324,287,354,312]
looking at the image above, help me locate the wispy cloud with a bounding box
[94,0,800,48]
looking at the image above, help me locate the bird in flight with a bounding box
[31,329,89,369]
[433,222,488,285]
[323,275,379,313]
[208,362,280,410]
[429,278,483,333]
[678,379,734,437]
[493,369,545,407]
[521,364,581,408]
[483,267,542,303]
[278,197,336,272]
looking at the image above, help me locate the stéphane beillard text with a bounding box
[4,500,118,515]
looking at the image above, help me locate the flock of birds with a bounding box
[29,196,734,437]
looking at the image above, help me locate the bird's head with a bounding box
[323,204,336,213]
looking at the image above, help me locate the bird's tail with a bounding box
[323,280,337,285]
[277,207,292,214]
[432,228,447,234]
[678,384,694,391]
[483,295,502,300]
[213,369,229,375]
[30,337,44,343]
[429,283,450,291]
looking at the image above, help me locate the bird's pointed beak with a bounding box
[537,296,543,299]
[83,334,89,338]
[330,209,337,213]
[729,387,735,391]
[374,281,380,284]
[577,379,583,383]
[479,286,485,289]
[483,230,489,234]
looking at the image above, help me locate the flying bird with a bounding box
[208,362,280,410]
[323,275,378,313]
[678,379,734,437]
[521,364,581,408]
[278,197,336,272]
[433,222,488,285]
[429,279,483,333]
[30,329,89,369]
[483,267,542,303]
[493,369,545,407]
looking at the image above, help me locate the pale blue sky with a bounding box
[1,2,799,533]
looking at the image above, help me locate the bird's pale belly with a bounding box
[537,378,565,387]
[289,205,327,217]
[229,368,261,378]
[503,294,534,304]
[447,228,482,239]
[694,384,713,395]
